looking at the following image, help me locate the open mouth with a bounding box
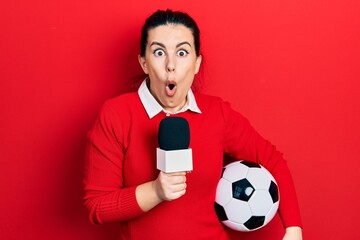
[165,82,177,97]
[168,83,175,90]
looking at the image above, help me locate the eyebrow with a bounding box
[176,41,192,48]
[150,41,192,48]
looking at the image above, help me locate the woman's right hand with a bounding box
[154,171,187,201]
[136,171,187,212]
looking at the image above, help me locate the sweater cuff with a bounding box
[118,185,145,220]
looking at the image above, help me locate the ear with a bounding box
[138,55,148,74]
[194,54,202,74]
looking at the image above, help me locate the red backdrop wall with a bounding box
[1,0,359,239]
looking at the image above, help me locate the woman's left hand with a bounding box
[283,226,302,240]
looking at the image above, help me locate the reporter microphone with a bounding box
[156,117,193,173]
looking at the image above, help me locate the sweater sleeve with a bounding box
[83,102,144,224]
[221,100,302,228]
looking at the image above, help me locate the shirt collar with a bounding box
[138,79,202,119]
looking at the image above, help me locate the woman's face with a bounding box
[139,24,202,113]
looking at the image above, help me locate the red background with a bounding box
[1,0,360,239]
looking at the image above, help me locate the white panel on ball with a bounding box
[248,190,274,215]
[264,202,280,225]
[223,220,249,232]
[215,178,233,206]
[225,199,252,224]
[246,168,272,190]
[222,162,248,182]
[262,166,277,182]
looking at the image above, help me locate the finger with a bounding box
[166,171,187,176]
[169,182,187,192]
[169,175,186,184]
[168,188,186,200]
[159,172,185,182]
[173,175,186,184]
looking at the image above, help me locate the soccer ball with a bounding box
[214,160,280,231]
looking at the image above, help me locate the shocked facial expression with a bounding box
[139,24,202,113]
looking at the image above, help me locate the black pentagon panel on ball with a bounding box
[240,161,261,168]
[232,179,255,201]
[269,181,279,203]
[244,216,265,230]
[214,202,228,221]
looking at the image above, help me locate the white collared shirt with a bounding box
[138,80,202,119]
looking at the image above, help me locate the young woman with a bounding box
[84,9,303,240]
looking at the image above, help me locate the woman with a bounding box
[83,9,303,240]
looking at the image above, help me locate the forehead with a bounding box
[147,24,194,46]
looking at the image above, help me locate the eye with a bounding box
[153,49,165,57]
[177,49,189,57]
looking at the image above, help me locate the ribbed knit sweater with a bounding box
[83,92,302,239]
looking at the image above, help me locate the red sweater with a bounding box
[84,92,302,239]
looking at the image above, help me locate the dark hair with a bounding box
[140,9,200,57]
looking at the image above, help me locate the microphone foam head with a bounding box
[158,117,190,150]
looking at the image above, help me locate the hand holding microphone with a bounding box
[136,117,192,210]
[136,171,187,210]
[153,171,187,201]
[155,117,193,201]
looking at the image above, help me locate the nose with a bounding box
[167,66,175,72]
[166,55,175,72]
